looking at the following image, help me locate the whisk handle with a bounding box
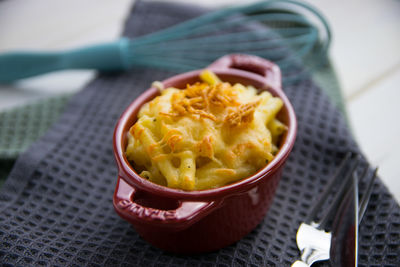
[0,38,131,83]
[208,54,282,91]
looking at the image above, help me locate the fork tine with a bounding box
[305,152,353,224]
[358,167,378,224]
[317,155,360,229]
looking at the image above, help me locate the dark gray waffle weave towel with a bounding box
[0,1,399,266]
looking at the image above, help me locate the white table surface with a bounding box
[1,0,399,202]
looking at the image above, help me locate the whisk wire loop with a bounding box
[0,0,331,83]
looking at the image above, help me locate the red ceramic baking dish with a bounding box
[113,54,297,253]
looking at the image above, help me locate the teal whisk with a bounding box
[0,0,330,83]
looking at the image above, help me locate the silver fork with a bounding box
[291,152,377,267]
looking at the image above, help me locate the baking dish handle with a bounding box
[208,54,282,91]
[113,177,221,230]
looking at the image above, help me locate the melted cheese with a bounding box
[126,70,286,190]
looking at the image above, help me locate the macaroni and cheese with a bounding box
[126,70,286,190]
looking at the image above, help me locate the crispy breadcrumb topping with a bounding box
[224,100,261,127]
[160,81,260,127]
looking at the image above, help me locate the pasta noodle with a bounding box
[126,70,287,190]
